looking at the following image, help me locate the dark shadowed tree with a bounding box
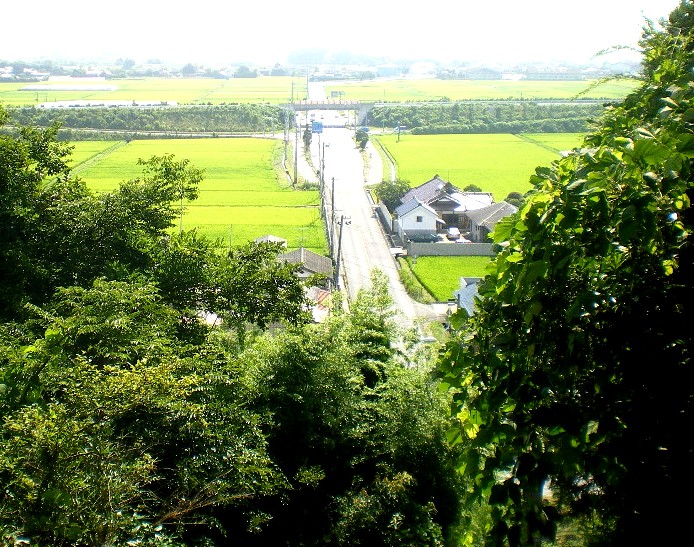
[438,3,694,544]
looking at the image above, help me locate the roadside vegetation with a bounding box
[369,101,603,135]
[6,103,289,139]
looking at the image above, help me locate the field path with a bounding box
[514,133,563,154]
[71,140,130,175]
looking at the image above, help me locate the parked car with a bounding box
[446,227,461,240]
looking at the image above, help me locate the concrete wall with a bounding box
[407,242,495,256]
[375,201,393,233]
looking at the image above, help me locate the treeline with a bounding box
[369,100,608,134]
[4,101,610,140]
[6,104,289,139]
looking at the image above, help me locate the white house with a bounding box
[394,198,443,241]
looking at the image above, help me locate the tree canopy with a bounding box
[0,97,462,544]
[437,2,694,544]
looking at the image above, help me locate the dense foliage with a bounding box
[0,103,463,544]
[438,2,694,545]
[369,101,606,134]
[5,104,288,139]
[372,178,411,211]
[3,98,606,140]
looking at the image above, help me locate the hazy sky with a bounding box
[1,0,681,66]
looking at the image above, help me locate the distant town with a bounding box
[0,50,642,83]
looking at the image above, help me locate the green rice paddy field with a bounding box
[71,138,327,254]
[326,78,638,102]
[1,76,636,107]
[0,76,305,107]
[409,256,493,302]
[69,131,582,300]
[375,132,585,200]
[5,76,625,300]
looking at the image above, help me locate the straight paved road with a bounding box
[305,126,442,330]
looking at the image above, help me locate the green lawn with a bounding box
[409,255,493,301]
[72,137,327,254]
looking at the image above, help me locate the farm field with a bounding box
[1,76,637,108]
[71,138,327,254]
[67,140,121,167]
[326,78,638,102]
[375,132,585,200]
[0,76,306,107]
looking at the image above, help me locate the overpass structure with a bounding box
[290,100,375,125]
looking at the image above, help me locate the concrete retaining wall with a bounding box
[375,201,393,233]
[407,242,495,256]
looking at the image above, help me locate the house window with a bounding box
[416,215,423,223]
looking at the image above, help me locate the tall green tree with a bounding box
[215,271,463,546]
[303,125,313,149]
[437,3,694,545]
[0,279,281,545]
[0,115,74,318]
[355,128,369,150]
[373,178,411,210]
[136,153,204,234]
[208,241,313,351]
[0,119,207,319]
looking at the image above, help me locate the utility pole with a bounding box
[294,118,299,185]
[318,132,324,217]
[291,79,298,186]
[321,141,325,193]
[331,177,336,256]
[333,215,351,290]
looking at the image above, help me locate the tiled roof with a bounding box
[400,174,462,205]
[449,192,494,211]
[279,247,333,275]
[465,201,518,228]
[394,197,439,218]
[454,277,483,317]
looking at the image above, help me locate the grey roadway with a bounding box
[296,86,445,329]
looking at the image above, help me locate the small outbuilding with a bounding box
[279,247,333,286]
[255,234,288,248]
[464,201,518,242]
